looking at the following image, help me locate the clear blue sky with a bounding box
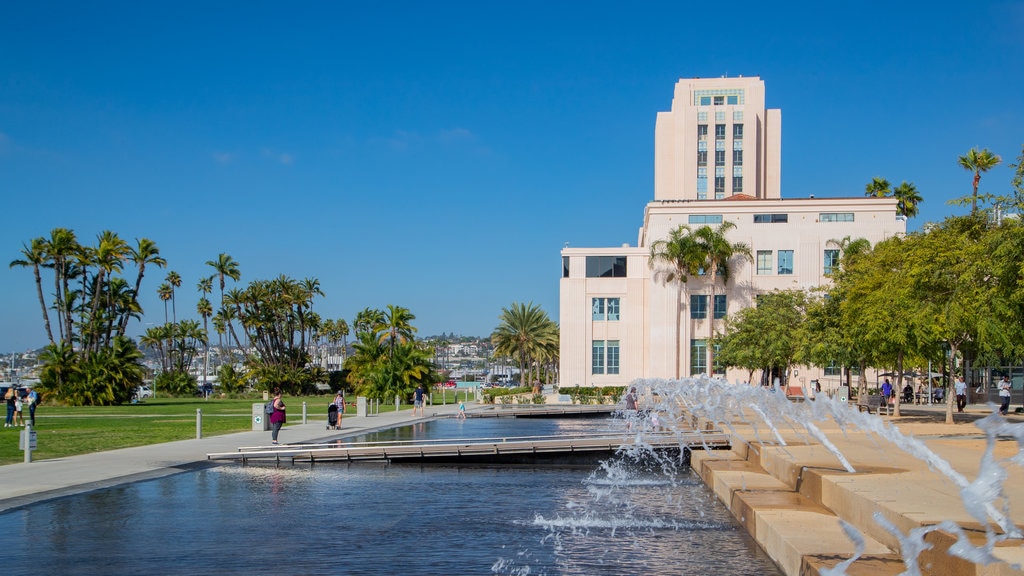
[2,1,1022,352]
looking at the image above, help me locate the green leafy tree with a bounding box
[715,289,809,386]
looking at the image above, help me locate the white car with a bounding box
[134,385,154,400]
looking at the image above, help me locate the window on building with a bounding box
[733,176,743,193]
[697,172,708,197]
[606,340,619,375]
[697,111,707,122]
[690,339,707,375]
[713,96,724,105]
[697,124,708,141]
[727,95,738,105]
[715,150,725,166]
[715,176,725,194]
[733,149,743,165]
[690,295,708,319]
[733,124,743,139]
[714,294,727,319]
[562,256,569,278]
[733,139,743,150]
[733,110,743,122]
[697,150,707,167]
[688,214,723,224]
[699,96,711,106]
[757,251,772,275]
[592,340,620,375]
[592,297,620,321]
[778,250,794,275]
[824,361,842,377]
[754,213,789,223]
[585,256,627,278]
[819,212,855,222]
[715,110,725,122]
[824,249,840,275]
[715,124,726,139]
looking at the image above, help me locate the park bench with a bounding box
[857,394,890,415]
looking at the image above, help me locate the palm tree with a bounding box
[122,238,166,336]
[893,181,923,219]
[491,302,558,393]
[649,225,703,379]
[379,305,417,353]
[85,231,130,354]
[864,177,892,198]
[206,253,241,308]
[958,147,1002,214]
[10,237,55,344]
[692,222,752,373]
[45,228,80,343]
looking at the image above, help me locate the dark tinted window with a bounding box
[586,256,627,278]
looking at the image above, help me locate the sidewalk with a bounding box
[0,401,465,513]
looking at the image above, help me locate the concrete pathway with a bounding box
[0,401,466,513]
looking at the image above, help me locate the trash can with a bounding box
[252,402,271,431]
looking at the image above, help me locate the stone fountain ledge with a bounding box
[687,410,1024,576]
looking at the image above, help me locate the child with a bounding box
[457,400,466,419]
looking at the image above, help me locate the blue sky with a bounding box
[2,1,1022,352]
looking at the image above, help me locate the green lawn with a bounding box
[0,391,472,465]
[0,396,333,465]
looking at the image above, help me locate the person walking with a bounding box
[954,376,968,413]
[881,378,893,406]
[270,388,286,444]
[413,384,426,417]
[998,376,1011,415]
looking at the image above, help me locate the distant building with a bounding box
[559,76,905,388]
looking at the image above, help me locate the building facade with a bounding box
[559,76,906,389]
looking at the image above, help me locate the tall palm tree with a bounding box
[197,296,213,386]
[206,253,240,355]
[10,237,55,344]
[206,253,241,308]
[122,238,166,336]
[649,225,704,379]
[379,304,417,353]
[86,231,130,354]
[692,222,752,373]
[864,177,892,198]
[958,147,1002,214]
[893,181,923,219]
[45,228,80,343]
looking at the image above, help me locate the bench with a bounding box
[857,394,890,415]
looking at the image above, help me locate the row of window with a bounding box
[694,89,745,107]
[697,124,743,140]
[571,249,843,280]
[592,297,620,321]
[757,249,842,275]
[593,338,726,376]
[698,110,744,122]
[697,150,744,167]
[691,295,727,319]
[696,176,743,197]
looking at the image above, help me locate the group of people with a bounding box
[4,386,37,428]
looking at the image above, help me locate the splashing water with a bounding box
[626,376,1024,574]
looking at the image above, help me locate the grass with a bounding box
[0,390,475,465]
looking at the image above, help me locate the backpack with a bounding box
[265,400,275,415]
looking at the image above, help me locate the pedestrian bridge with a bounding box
[207,430,730,466]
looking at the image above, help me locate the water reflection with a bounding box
[0,417,781,575]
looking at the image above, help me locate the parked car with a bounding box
[134,385,153,400]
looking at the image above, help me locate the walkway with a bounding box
[0,402,466,513]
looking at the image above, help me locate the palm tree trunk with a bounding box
[675,285,683,379]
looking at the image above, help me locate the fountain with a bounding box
[623,376,1024,574]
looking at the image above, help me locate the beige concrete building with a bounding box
[559,76,906,388]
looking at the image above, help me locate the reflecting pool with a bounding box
[0,417,782,575]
